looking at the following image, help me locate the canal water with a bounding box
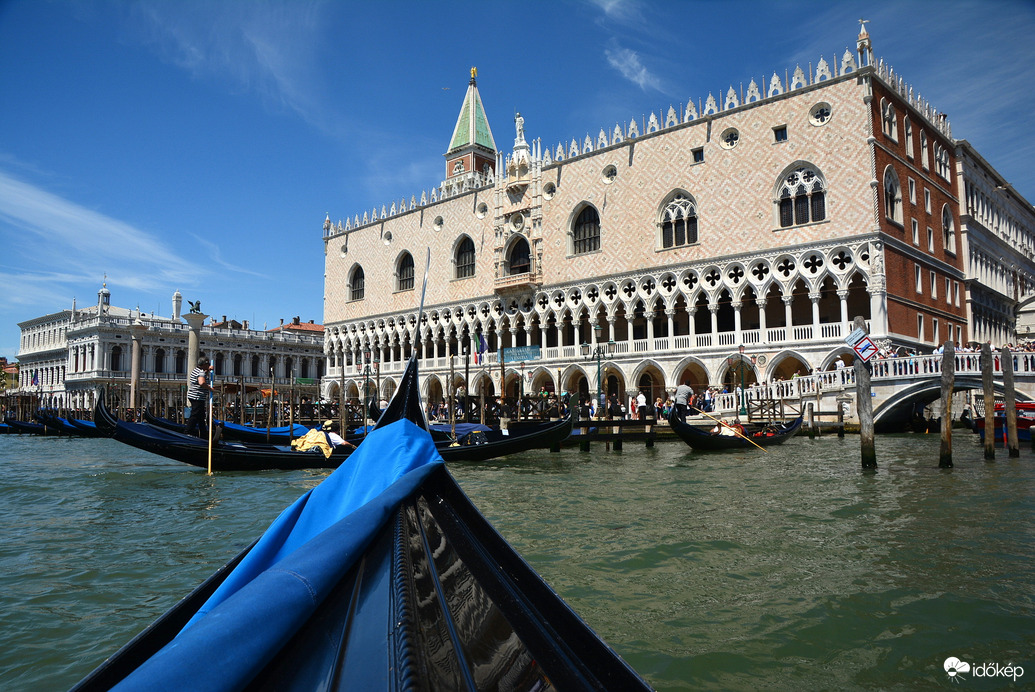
[1,431,1032,690]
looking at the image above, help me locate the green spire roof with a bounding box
[447,69,496,154]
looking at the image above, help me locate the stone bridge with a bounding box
[712,351,1035,429]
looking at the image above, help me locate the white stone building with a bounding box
[15,284,324,412]
[319,28,1031,412]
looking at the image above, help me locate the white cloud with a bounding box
[125,0,336,134]
[0,169,204,292]
[605,46,663,92]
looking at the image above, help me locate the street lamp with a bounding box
[373,350,381,410]
[581,324,616,417]
[362,350,371,422]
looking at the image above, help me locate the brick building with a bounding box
[319,26,1034,410]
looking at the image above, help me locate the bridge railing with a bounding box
[711,351,1035,415]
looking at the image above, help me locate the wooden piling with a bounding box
[938,341,954,468]
[1002,346,1019,457]
[852,317,876,469]
[806,403,815,439]
[981,344,995,460]
[837,397,846,438]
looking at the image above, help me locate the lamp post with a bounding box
[373,350,380,410]
[581,324,616,418]
[362,350,371,423]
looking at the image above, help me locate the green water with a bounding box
[1,433,1032,690]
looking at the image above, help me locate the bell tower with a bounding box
[444,67,497,185]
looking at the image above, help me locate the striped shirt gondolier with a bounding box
[187,367,206,401]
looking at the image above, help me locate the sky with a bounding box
[1,0,1034,361]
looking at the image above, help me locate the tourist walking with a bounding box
[674,381,693,422]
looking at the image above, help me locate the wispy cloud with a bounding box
[0,169,204,293]
[605,45,663,92]
[124,0,338,135]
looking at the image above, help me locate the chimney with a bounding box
[280,318,284,326]
[222,315,227,324]
[243,320,249,330]
[293,316,300,325]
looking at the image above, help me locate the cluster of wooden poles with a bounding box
[852,316,1022,470]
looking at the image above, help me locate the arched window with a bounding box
[884,167,902,225]
[572,206,600,255]
[350,266,365,301]
[660,194,698,248]
[509,237,531,275]
[397,252,414,291]
[111,345,123,372]
[903,116,913,158]
[942,205,956,254]
[214,353,225,375]
[881,98,897,140]
[251,354,260,377]
[455,237,476,279]
[233,354,242,376]
[175,350,186,374]
[776,166,826,228]
[154,348,166,373]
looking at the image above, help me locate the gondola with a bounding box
[142,407,308,445]
[100,396,574,469]
[668,409,803,450]
[72,354,649,691]
[3,416,52,435]
[95,396,355,471]
[34,411,107,438]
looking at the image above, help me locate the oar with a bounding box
[207,390,214,475]
[693,406,768,452]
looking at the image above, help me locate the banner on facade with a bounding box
[502,345,541,364]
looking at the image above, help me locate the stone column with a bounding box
[183,312,208,378]
[732,301,742,343]
[783,296,794,336]
[810,291,821,337]
[837,290,850,330]
[757,300,768,342]
[129,316,148,411]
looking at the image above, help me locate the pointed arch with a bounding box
[774,162,827,228]
[657,190,699,249]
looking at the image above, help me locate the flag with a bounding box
[31,371,39,386]
[478,332,487,363]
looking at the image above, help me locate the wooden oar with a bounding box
[207,391,214,475]
[692,407,768,452]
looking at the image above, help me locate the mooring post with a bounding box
[837,397,846,438]
[806,402,815,439]
[852,317,876,469]
[939,341,954,468]
[1002,346,1019,457]
[981,343,995,460]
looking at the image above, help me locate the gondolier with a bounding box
[183,357,214,437]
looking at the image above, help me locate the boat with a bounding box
[101,396,574,470]
[3,416,52,435]
[34,410,106,438]
[432,413,574,462]
[71,354,649,691]
[95,396,355,471]
[142,407,309,445]
[668,409,803,450]
[974,401,1035,443]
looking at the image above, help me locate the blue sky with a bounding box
[1,0,1033,361]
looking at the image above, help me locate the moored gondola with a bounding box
[71,354,649,691]
[142,407,308,444]
[100,395,574,470]
[668,408,803,450]
[95,394,354,471]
